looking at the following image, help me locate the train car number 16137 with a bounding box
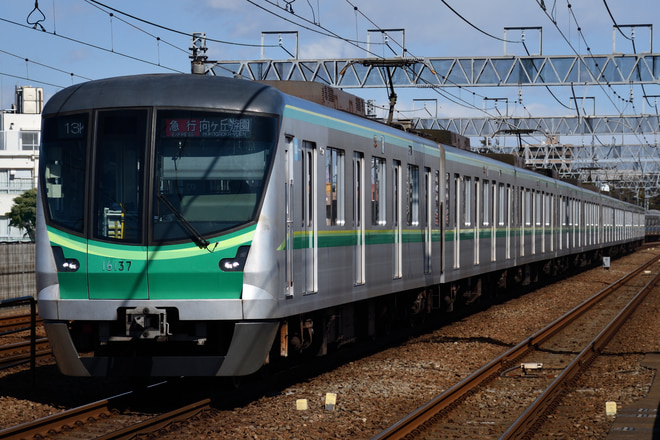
[101,260,132,272]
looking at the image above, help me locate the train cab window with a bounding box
[93,110,148,242]
[371,157,386,226]
[326,148,345,226]
[407,165,419,226]
[152,109,276,243]
[41,113,89,233]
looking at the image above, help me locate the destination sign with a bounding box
[164,117,252,138]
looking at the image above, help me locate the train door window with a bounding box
[371,157,386,226]
[354,152,365,285]
[424,168,432,274]
[482,180,490,227]
[542,193,547,252]
[565,197,571,249]
[434,170,440,228]
[463,176,471,227]
[498,183,505,227]
[445,172,451,227]
[325,148,345,226]
[491,181,497,262]
[93,109,147,243]
[524,189,531,227]
[407,165,419,226]
[454,174,460,269]
[521,188,528,257]
[586,203,591,245]
[303,141,317,294]
[571,198,576,248]
[41,113,89,234]
[532,190,538,255]
[506,184,511,260]
[474,177,480,265]
[393,161,402,279]
[547,194,553,252]
[559,196,564,250]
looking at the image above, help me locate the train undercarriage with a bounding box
[273,242,641,363]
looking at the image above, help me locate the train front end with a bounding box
[36,75,284,376]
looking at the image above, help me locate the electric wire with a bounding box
[0,48,94,81]
[0,70,66,89]
[439,0,522,44]
[0,16,184,73]
[82,0,188,56]
[87,0,278,49]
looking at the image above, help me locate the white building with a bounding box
[0,86,42,241]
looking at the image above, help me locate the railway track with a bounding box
[0,339,50,370]
[0,381,213,440]
[373,254,660,440]
[0,309,50,373]
[0,314,41,335]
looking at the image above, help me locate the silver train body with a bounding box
[36,75,645,376]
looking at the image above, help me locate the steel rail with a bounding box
[372,254,660,440]
[0,314,42,335]
[0,393,131,439]
[95,398,212,440]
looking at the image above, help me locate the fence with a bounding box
[0,242,35,300]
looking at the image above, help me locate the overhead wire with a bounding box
[0,15,185,73]
[86,0,278,49]
[438,0,522,44]
[0,48,94,81]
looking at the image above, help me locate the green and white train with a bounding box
[36,74,645,376]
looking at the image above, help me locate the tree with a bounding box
[6,188,37,241]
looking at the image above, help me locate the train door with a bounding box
[302,141,318,294]
[474,178,480,266]
[506,184,511,260]
[286,137,317,297]
[424,168,432,273]
[284,137,295,297]
[453,174,460,269]
[393,161,402,278]
[354,152,365,285]
[88,109,148,300]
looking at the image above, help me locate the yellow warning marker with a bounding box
[605,401,617,416]
[325,393,337,411]
[296,399,308,411]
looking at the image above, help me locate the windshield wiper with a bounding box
[157,193,211,250]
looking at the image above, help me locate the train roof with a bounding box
[42,74,285,116]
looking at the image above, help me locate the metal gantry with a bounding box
[204,53,660,198]
[208,53,660,87]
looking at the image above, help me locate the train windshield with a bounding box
[152,110,276,243]
[41,113,89,233]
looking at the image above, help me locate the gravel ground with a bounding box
[1,247,659,439]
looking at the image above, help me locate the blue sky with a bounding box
[2,0,660,128]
